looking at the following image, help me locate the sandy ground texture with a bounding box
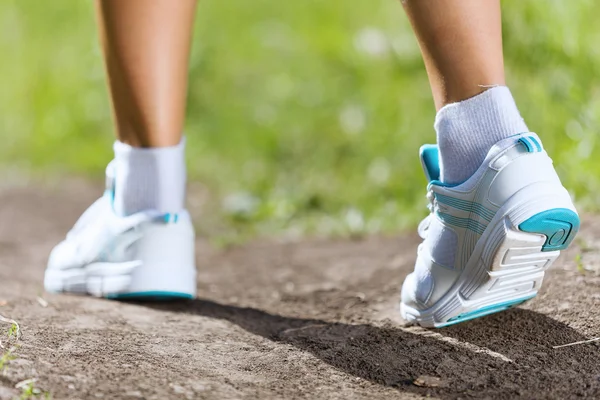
[0,181,599,400]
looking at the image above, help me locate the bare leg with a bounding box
[402,0,505,110]
[95,0,197,147]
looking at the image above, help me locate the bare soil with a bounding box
[0,181,599,399]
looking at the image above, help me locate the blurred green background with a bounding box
[1,0,599,240]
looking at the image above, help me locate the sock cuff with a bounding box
[434,86,529,138]
[434,86,529,185]
[112,138,187,216]
[113,137,186,158]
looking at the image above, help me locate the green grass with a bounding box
[0,347,16,373]
[16,379,51,400]
[1,0,600,238]
[0,323,19,373]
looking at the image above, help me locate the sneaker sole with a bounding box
[400,186,579,328]
[106,291,194,301]
[44,261,196,300]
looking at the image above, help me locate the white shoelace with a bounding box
[417,190,435,240]
[65,196,162,260]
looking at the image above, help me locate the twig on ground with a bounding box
[15,378,36,389]
[36,297,48,308]
[279,324,327,336]
[553,337,600,349]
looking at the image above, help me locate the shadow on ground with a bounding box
[142,298,600,399]
[2,185,600,399]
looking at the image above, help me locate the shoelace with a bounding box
[417,190,435,240]
[65,196,161,252]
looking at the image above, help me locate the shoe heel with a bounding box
[518,208,580,252]
[435,210,575,328]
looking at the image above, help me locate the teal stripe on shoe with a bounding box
[436,212,487,235]
[434,194,495,222]
[519,137,534,152]
[529,136,542,152]
[518,136,543,153]
[163,214,180,224]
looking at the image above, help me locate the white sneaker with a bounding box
[44,165,196,299]
[400,133,579,327]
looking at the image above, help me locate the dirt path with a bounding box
[0,182,599,399]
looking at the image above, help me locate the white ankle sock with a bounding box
[434,86,529,185]
[112,139,186,216]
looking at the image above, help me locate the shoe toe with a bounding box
[400,267,434,310]
[47,240,79,271]
[400,272,418,307]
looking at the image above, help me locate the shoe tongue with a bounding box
[419,144,440,182]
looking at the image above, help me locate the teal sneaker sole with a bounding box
[436,294,536,328]
[106,291,194,301]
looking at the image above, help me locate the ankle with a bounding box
[112,138,187,216]
[434,86,528,184]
